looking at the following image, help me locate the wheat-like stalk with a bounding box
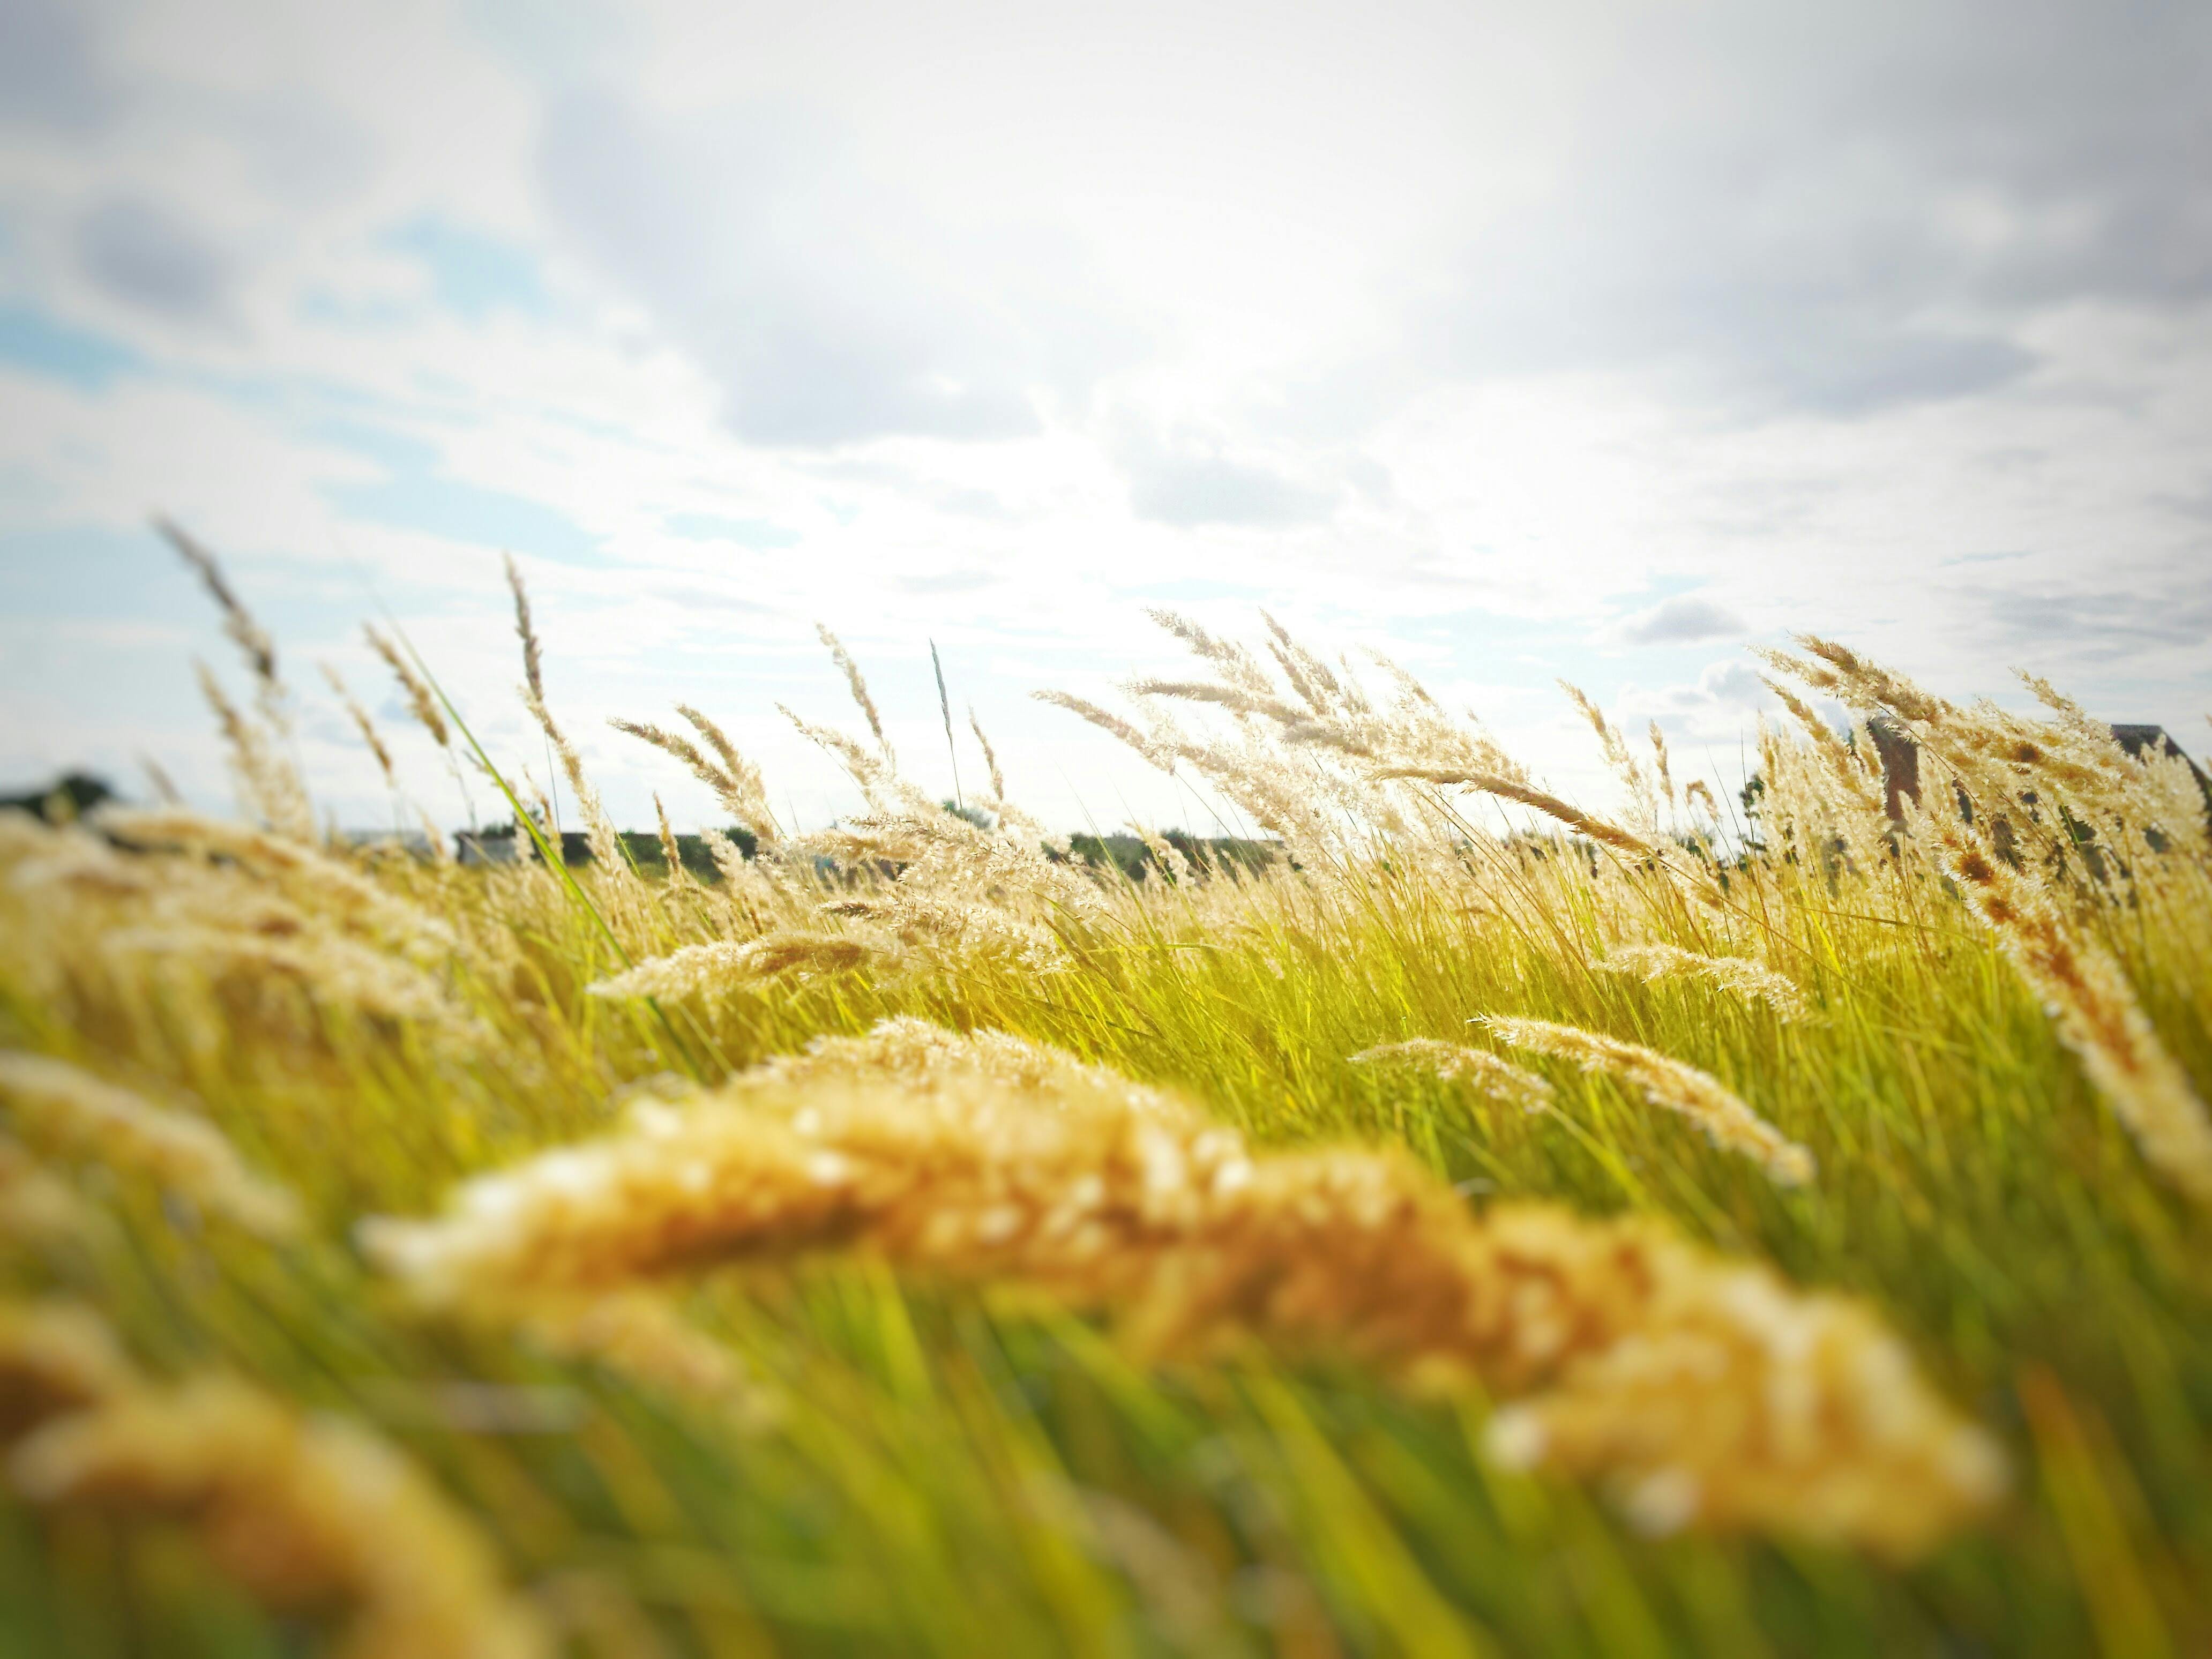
[587,932,886,999]
[1930,818,2212,1204]
[730,1018,1187,1119]
[1597,944,1813,1022]
[1349,1040,1555,1114]
[507,1289,771,1419]
[504,553,545,706]
[363,1040,1992,1555]
[160,519,287,728]
[1032,691,1181,775]
[0,1052,300,1237]
[364,623,450,749]
[0,1299,138,1434]
[816,624,893,763]
[968,706,1008,802]
[11,1370,549,1658]
[1560,682,1657,836]
[194,662,315,842]
[322,663,398,790]
[1375,767,1660,858]
[0,1138,98,1247]
[1,1298,549,1656]
[95,806,454,956]
[611,709,781,848]
[1476,1017,1814,1185]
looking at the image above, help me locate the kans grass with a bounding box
[1,539,2209,1655]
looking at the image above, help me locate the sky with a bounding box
[1,0,2207,838]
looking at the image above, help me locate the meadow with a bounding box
[1,532,2208,1657]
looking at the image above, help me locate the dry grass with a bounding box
[0,551,2208,1655]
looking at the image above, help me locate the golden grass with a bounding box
[1,544,2208,1654]
[363,1024,1996,1555]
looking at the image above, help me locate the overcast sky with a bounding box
[2,0,2207,835]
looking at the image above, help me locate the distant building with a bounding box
[455,831,521,866]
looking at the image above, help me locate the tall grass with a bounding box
[0,544,2207,1654]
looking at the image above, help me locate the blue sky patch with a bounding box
[0,304,144,391]
[314,419,599,561]
[327,470,599,562]
[663,512,801,549]
[380,216,548,323]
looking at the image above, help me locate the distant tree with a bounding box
[0,772,116,824]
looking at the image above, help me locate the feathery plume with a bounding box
[1033,691,1179,776]
[159,519,284,722]
[1596,944,1814,1022]
[1476,1018,1814,1186]
[1930,818,2212,1204]
[364,623,450,750]
[195,662,315,842]
[1560,682,1655,832]
[0,1052,301,1236]
[817,625,891,763]
[1375,767,1660,858]
[509,1290,767,1417]
[781,705,898,802]
[1146,609,1275,696]
[138,753,183,806]
[1349,1040,1555,1115]
[931,640,962,808]
[504,552,545,705]
[651,794,685,886]
[586,932,884,999]
[322,664,397,790]
[730,1018,1187,1118]
[1126,678,1306,727]
[821,893,1068,974]
[365,1048,1993,1556]
[610,712,779,848]
[0,1138,98,1247]
[678,704,779,845]
[95,806,455,956]
[968,707,1007,801]
[496,558,626,876]
[0,1299,137,1437]
[11,1371,551,1658]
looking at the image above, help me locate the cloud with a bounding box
[75,198,232,324]
[1691,661,1768,709]
[1952,580,2212,663]
[1127,452,1335,530]
[803,459,1021,522]
[1114,421,1338,529]
[539,92,1147,447]
[646,584,773,615]
[1614,660,1778,743]
[895,569,995,595]
[1413,0,2212,418]
[0,0,111,132]
[1600,595,1748,648]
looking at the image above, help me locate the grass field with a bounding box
[1,543,2208,1656]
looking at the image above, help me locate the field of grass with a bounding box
[1,543,2208,1656]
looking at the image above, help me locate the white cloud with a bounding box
[1598,595,1748,648]
[1,0,2208,833]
